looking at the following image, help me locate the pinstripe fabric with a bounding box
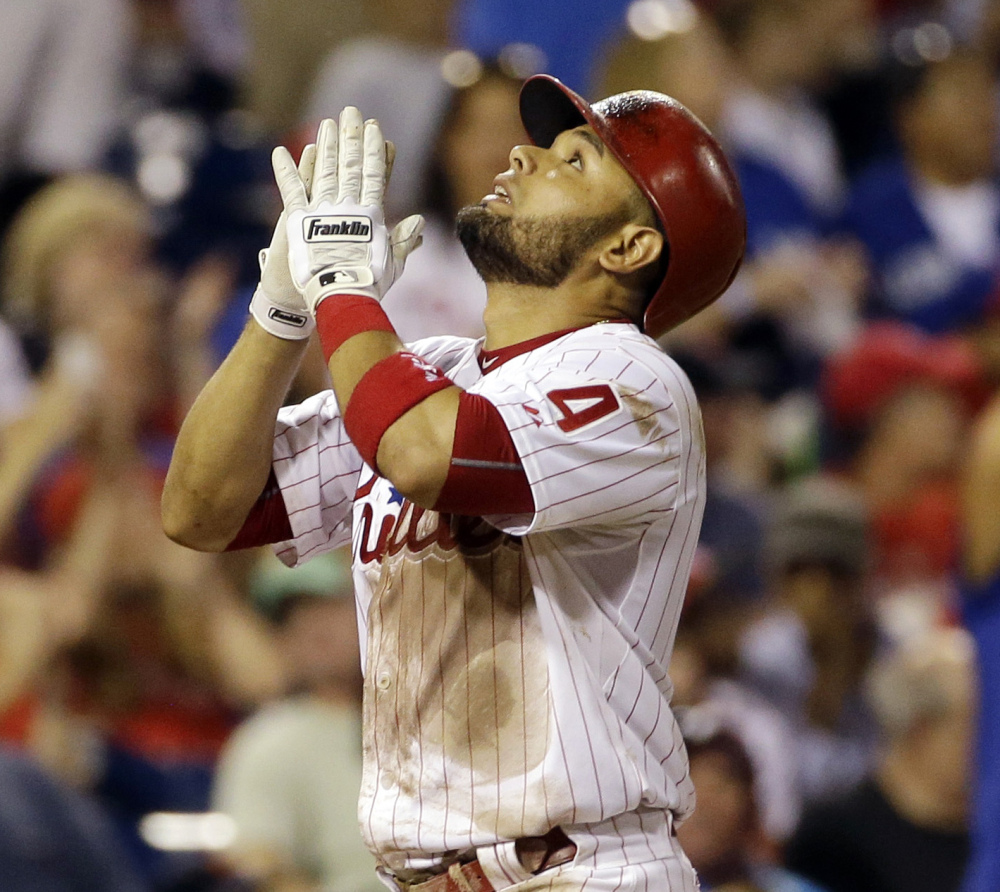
[271,325,705,885]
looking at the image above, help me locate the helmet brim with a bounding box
[519,75,592,151]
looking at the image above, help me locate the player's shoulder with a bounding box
[406,334,482,375]
[527,322,671,364]
[520,323,696,396]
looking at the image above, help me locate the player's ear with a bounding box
[598,224,663,279]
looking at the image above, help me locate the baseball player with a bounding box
[163,75,745,891]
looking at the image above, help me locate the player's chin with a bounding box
[457,204,492,226]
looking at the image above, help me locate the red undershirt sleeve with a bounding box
[226,391,534,546]
[433,392,535,517]
[225,469,293,550]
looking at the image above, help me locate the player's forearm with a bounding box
[328,329,459,507]
[327,329,403,405]
[163,321,308,551]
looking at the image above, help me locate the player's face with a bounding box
[455,125,641,288]
[484,125,640,221]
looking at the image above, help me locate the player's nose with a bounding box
[509,143,544,174]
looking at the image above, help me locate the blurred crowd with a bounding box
[0,0,999,890]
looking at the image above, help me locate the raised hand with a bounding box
[272,108,423,312]
[249,143,317,339]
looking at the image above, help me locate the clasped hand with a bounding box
[274,108,424,312]
[249,108,423,339]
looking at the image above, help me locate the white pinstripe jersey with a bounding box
[270,322,705,876]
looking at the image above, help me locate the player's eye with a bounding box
[567,152,583,170]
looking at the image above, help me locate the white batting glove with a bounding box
[250,144,318,339]
[272,108,424,311]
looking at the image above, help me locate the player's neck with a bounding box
[481,280,636,350]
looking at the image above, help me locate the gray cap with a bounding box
[765,476,870,577]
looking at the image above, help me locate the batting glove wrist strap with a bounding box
[251,144,318,341]
[315,295,395,362]
[302,257,379,311]
[343,351,453,472]
[249,280,315,340]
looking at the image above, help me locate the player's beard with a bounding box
[455,204,629,288]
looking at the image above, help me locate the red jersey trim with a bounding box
[477,320,633,374]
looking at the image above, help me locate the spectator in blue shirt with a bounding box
[838,43,1000,334]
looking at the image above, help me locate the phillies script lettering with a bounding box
[358,500,508,564]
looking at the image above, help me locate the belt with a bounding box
[401,827,577,892]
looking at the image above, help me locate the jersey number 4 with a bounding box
[548,384,620,434]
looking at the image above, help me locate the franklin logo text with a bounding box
[304,216,372,242]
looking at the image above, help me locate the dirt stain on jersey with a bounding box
[619,389,666,444]
[361,508,552,838]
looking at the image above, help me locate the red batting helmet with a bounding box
[519,75,746,338]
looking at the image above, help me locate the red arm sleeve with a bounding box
[224,469,293,550]
[433,392,534,517]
